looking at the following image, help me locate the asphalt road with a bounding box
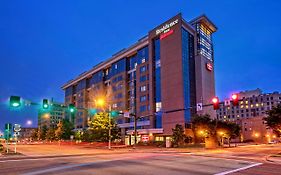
[0,144,280,175]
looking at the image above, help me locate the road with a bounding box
[0,144,280,175]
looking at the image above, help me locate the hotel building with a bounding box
[62,13,217,143]
[216,89,281,143]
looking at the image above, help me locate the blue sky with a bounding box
[1,0,281,130]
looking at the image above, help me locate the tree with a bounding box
[55,119,74,140]
[46,127,56,141]
[38,125,47,140]
[88,112,120,142]
[55,121,63,140]
[31,129,38,141]
[264,104,281,137]
[172,124,185,147]
[216,121,241,147]
[191,114,214,143]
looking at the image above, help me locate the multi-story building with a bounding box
[62,13,217,143]
[38,99,65,129]
[18,127,37,141]
[217,89,281,143]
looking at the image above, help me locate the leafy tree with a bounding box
[55,121,63,140]
[55,119,74,140]
[191,114,214,143]
[216,121,241,146]
[191,114,241,146]
[172,124,185,147]
[81,129,94,142]
[38,125,47,140]
[31,129,38,141]
[264,104,281,137]
[75,130,83,141]
[88,112,120,142]
[46,127,56,141]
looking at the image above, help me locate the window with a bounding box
[140,105,147,112]
[140,85,146,92]
[140,65,146,73]
[140,95,146,102]
[140,75,147,82]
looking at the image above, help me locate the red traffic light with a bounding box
[212,97,220,110]
[231,94,239,106]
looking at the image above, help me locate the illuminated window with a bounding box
[251,104,254,108]
[156,102,162,112]
[256,104,259,107]
[240,101,244,104]
[241,105,244,108]
[140,85,146,92]
[246,105,249,109]
[246,101,248,104]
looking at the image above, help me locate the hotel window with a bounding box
[140,75,147,82]
[140,85,146,92]
[140,105,147,112]
[140,95,146,102]
[140,65,146,73]
[156,102,162,112]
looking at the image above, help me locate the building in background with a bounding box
[62,13,217,144]
[38,99,65,129]
[217,89,281,143]
[18,127,37,141]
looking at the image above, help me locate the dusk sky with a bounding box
[1,0,281,130]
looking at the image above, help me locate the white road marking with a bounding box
[214,162,263,175]
[21,161,107,175]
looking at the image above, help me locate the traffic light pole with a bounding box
[134,116,137,148]
[108,105,111,150]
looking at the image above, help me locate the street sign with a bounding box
[14,124,21,132]
[124,112,130,118]
[196,103,203,111]
[224,99,231,106]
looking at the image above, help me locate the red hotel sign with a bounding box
[206,63,213,71]
[160,29,174,40]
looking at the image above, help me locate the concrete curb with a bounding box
[266,154,281,164]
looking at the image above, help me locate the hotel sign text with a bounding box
[156,19,179,35]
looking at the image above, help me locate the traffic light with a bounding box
[4,123,12,140]
[212,97,220,110]
[110,111,119,117]
[43,99,49,109]
[9,96,21,108]
[68,104,76,113]
[231,94,239,106]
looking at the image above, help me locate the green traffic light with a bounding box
[43,99,49,109]
[10,96,21,108]
[69,104,75,113]
[12,102,20,107]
